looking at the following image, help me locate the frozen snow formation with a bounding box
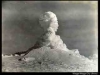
[38,11,69,51]
[2,11,98,72]
[11,11,78,58]
[39,11,58,32]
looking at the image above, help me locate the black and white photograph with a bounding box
[2,1,98,72]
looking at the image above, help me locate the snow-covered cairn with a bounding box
[39,11,69,51]
[11,11,79,59]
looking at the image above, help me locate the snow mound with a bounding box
[2,47,98,72]
[2,54,13,57]
[24,47,80,64]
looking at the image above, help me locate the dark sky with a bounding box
[2,1,98,57]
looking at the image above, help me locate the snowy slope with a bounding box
[2,47,98,72]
